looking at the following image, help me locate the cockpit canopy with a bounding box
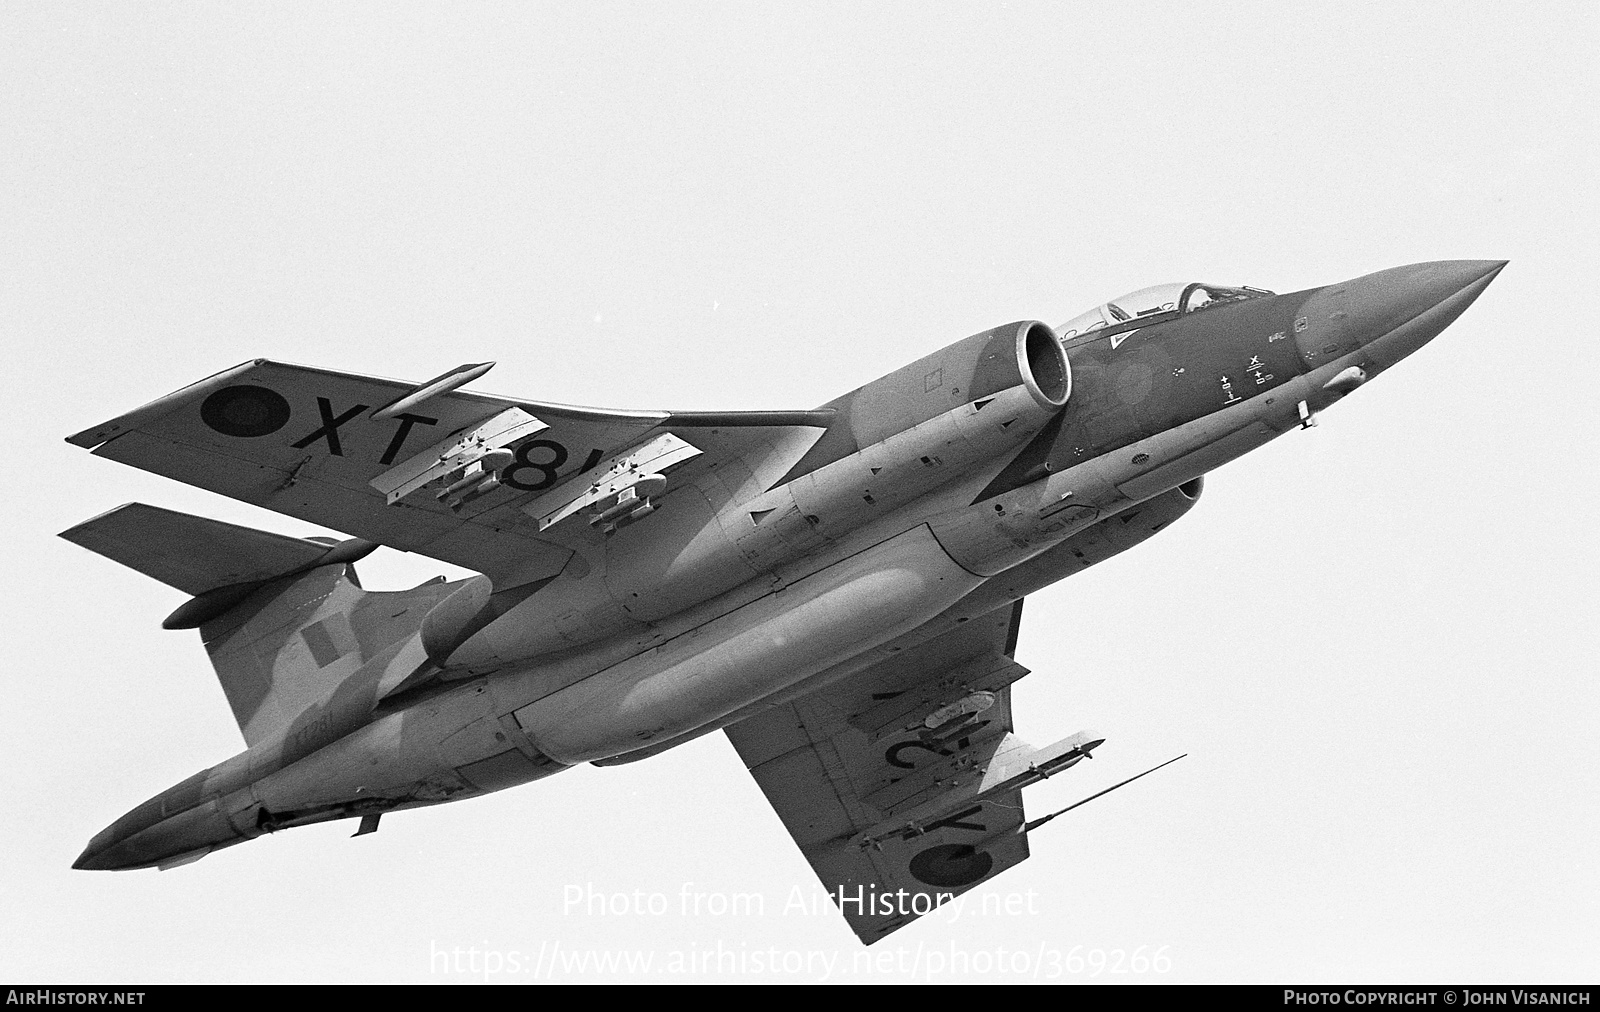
[1057,282,1273,338]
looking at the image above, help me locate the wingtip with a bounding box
[58,502,142,541]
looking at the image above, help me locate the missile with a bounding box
[436,449,516,500]
[592,496,646,528]
[371,362,496,421]
[444,475,501,512]
[594,473,667,507]
[1025,754,1185,833]
[607,501,656,532]
[923,691,997,730]
[590,480,665,529]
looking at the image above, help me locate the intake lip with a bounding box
[1016,320,1071,409]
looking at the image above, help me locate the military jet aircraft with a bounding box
[62,259,1504,943]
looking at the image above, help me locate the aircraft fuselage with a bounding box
[74,260,1504,872]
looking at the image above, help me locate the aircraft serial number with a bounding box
[282,396,605,494]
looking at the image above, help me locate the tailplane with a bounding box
[62,504,456,746]
[60,503,333,598]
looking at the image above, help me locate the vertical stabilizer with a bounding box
[199,566,459,748]
[63,503,460,748]
[199,565,370,746]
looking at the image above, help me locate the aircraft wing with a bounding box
[67,359,829,587]
[724,600,1100,944]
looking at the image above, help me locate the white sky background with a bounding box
[2,2,1596,983]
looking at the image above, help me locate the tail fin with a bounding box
[62,504,455,746]
[198,564,371,745]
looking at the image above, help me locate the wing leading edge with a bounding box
[725,600,1101,944]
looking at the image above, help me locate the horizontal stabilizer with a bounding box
[60,503,330,597]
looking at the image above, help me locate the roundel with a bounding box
[908,843,994,888]
[200,385,292,438]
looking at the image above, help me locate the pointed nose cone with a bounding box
[73,830,119,870]
[1346,259,1507,368]
[1365,259,1506,318]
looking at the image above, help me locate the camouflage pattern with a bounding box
[64,261,1504,941]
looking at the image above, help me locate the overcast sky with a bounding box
[3,2,1595,983]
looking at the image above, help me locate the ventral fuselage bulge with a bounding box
[63,259,1503,944]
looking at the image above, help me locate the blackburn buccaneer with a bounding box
[62,259,1504,943]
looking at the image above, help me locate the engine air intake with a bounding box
[1018,320,1071,409]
